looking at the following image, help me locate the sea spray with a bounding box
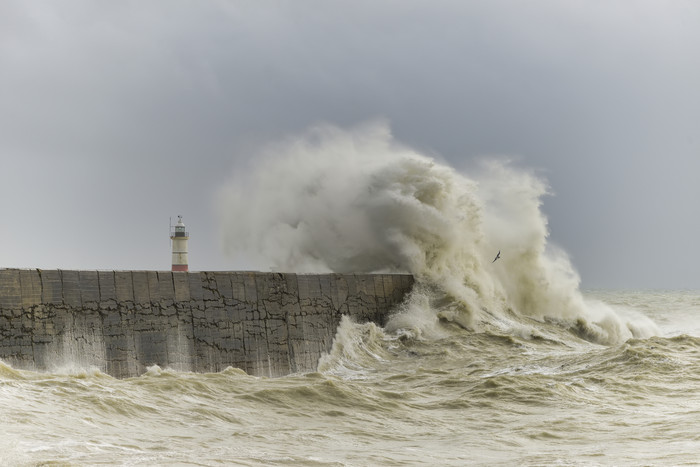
[219,121,658,343]
[317,316,390,378]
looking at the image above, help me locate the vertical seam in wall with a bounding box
[94,270,102,371]
[253,272,262,375]
[170,270,178,368]
[96,269,101,304]
[240,273,247,365]
[157,271,168,366]
[286,309,294,373]
[146,271,152,310]
[59,269,65,306]
[36,268,43,303]
[129,270,138,374]
[111,270,117,373]
[189,272,197,372]
[36,269,44,370]
[18,270,34,370]
[170,271,176,302]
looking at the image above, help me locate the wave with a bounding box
[219,121,658,344]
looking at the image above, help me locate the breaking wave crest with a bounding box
[220,121,657,344]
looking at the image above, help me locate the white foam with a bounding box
[219,121,658,344]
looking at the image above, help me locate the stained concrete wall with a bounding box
[0,269,414,378]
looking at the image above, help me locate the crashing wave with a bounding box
[219,121,657,344]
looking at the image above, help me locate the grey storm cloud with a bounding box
[1,0,699,288]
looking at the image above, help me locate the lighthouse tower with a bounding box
[170,215,189,272]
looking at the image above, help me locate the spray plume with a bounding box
[219,121,657,344]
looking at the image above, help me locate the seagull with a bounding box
[492,251,501,263]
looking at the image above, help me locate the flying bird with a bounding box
[492,251,501,263]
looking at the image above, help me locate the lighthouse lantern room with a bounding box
[170,215,189,272]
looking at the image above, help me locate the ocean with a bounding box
[4,125,699,465]
[1,290,698,466]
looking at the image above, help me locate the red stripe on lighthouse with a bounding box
[172,264,188,272]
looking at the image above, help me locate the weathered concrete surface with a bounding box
[0,269,414,378]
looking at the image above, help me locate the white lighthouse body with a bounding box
[170,216,189,272]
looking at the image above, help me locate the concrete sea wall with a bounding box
[0,269,414,378]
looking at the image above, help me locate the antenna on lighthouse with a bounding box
[170,215,189,272]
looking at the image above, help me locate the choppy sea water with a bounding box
[1,290,698,466]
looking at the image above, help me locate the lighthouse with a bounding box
[170,215,189,272]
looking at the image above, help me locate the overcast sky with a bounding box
[1,0,699,289]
